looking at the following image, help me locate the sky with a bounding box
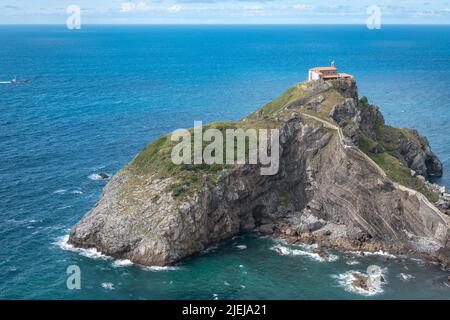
[1,0,450,24]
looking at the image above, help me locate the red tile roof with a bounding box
[311,66,337,72]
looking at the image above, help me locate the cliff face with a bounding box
[69,79,450,268]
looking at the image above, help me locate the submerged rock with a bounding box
[69,78,450,268]
[352,270,385,293]
[313,247,330,261]
[98,173,110,180]
[352,273,369,291]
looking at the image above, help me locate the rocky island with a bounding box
[69,78,450,269]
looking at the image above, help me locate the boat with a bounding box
[0,76,29,84]
[10,76,29,84]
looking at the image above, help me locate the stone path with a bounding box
[300,112,448,224]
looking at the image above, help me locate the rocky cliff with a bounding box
[69,79,450,269]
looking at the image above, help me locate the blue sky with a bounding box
[1,0,450,24]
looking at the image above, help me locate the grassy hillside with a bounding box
[128,79,438,202]
[130,119,280,198]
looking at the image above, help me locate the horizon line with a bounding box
[1,22,450,26]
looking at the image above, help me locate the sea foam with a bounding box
[101,282,115,290]
[271,244,338,262]
[333,267,387,296]
[112,259,134,267]
[56,235,180,271]
[140,265,180,272]
[55,235,107,260]
[88,173,106,181]
[398,273,415,281]
[354,250,396,258]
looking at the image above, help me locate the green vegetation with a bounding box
[358,133,438,202]
[247,80,348,127]
[301,89,343,123]
[130,125,227,197]
[252,83,309,117]
[128,78,437,202]
[353,95,437,202]
[359,96,369,106]
[129,118,280,198]
[171,184,186,198]
[374,124,418,156]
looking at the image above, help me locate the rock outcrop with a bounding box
[69,79,450,269]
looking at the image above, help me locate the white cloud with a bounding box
[413,9,437,17]
[243,5,264,11]
[120,2,135,12]
[292,4,314,11]
[3,0,450,24]
[120,1,150,13]
[168,4,182,13]
[137,1,148,9]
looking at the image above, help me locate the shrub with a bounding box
[360,96,369,106]
[171,185,186,198]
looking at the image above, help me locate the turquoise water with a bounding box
[0,25,449,299]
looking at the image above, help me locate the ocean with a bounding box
[0,25,449,299]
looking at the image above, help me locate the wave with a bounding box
[346,260,360,266]
[88,173,107,181]
[333,267,387,296]
[112,259,134,267]
[55,235,108,260]
[90,165,106,171]
[398,273,415,281]
[0,81,12,84]
[56,235,181,271]
[410,257,425,265]
[274,237,392,262]
[140,265,180,272]
[271,244,338,262]
[354,250,397,258]
[53,189,83,195]
[235,245,247,250]
[57,205,72,210]
[272,237,318,249]
[101,282,115,290]
[200,244,219,255]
